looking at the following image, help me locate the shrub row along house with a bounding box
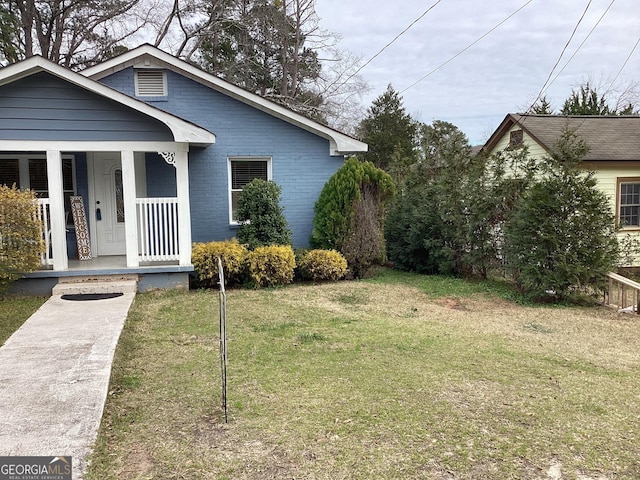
[0,45,366,294]
[481,113,640,266]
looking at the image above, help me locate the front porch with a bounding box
[18,146,196,296]
[37,193,189,269]
[12,255,194,296]
[0,55,217,296]
[2,145,197,296]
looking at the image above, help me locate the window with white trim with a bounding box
[135,70,167,97]
[228,157,272,223]
[0,155,76,225]
[619,179,640,228]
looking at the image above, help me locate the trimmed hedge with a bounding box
[192,242,348,289]
[245,245,296,287]
[192,239,247,288]
[297,249,348,282]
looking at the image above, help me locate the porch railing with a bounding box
[35,197,181,266]
[36,199,53,267]
[136,197,180,262]
[605,272,640,314]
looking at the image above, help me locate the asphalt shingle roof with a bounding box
[486,114,640,161]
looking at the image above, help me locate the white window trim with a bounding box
[134,69,167,97]
[227,156,273,225]
[618,177,640,229]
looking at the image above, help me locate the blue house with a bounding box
[0,45,367,293]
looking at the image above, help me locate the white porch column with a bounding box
[46,150,68,271]
[174,151,192,266]
[121,150,139,267]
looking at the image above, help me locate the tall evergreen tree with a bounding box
[199,0,323,120]
[534,83,638,116]
[531,96,553,114]
[357,85,417,173]
[504,129,619,299]
[561,83,613,115]
[0,6,20,65]
[385,120,473,275]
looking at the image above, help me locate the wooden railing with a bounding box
[605,272,640,314]
[36,198,53,267]
[136,197,180,262]
[34,197,181,267]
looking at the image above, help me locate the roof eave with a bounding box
[481,113,553,156]
[1,55,215,146]
[82,45,366,156]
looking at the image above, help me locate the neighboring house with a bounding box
[481,113,640,265]
[0,45,367,293]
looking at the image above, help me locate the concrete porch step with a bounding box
[52,275,138,296]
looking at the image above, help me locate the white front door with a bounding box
[92,153,126,256]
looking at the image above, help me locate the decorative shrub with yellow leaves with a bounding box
[298,249,348,282]
[0,185,43,291]
[245,245,295,287]
[191,239,247,288]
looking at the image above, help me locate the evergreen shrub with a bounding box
[504,130,619,299]
[311,158,394,278]
[237,179,292,249]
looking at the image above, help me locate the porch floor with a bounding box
[26,256,193,279]
[69,256,129,270]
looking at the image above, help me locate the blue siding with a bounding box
[0,72,173,141]
[145,152,177,197]
[101,69,344,247]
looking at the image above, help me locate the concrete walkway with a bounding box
[0,293,135,480]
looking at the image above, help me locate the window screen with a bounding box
[0,159,20,188]
[231,161,268,189]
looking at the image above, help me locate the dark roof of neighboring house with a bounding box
[481,114,640,161]
[470,145,483,157]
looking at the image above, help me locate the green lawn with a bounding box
[0,295,47,345]
[87,270,640,479]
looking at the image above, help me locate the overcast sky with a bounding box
[314,0,640,145]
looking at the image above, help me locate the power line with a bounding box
[546,0,615,90]
[399,0,535,94]
[610,35,640,88]
[526,0,593,113]
[337,0,444,89]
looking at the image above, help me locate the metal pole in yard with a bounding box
[218,257,228,423]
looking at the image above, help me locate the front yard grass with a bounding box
[87,269,640,479]
[0,296,47,345]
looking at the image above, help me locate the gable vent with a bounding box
[135,70,167,96]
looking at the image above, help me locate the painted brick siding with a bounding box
[100,68,344,247]
[145,153,177,197]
